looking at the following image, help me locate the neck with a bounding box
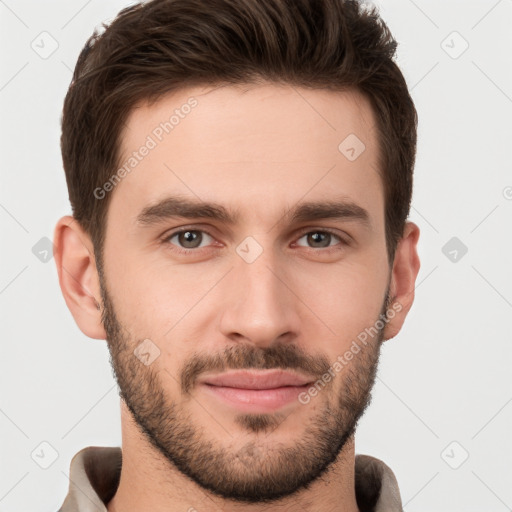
[107,401,360,512]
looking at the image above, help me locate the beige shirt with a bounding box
[58,446,403,512]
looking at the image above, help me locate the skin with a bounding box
[54,83,420,512]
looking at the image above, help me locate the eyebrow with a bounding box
[136,195,371,229]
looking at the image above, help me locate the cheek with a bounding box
[104,247,226,344]
[289,257,389,347]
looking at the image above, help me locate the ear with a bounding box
[382,221,421,341]
[53,215,107,340]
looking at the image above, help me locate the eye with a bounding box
[161,227,348,255]
[164,229,215,250]
[295,230,346,249]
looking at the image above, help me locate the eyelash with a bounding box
[161,227,350,255]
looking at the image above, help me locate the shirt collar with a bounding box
[58,446,403,512]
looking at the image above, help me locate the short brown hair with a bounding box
[61,0,417,268]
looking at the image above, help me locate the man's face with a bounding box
[99,83,391,502]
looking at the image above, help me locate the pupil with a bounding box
[181,231,201,248]
[309,232,329,248]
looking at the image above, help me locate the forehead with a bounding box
[110,82,383,228]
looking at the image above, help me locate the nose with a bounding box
[218,244,301,349]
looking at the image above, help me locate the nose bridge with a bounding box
[236,238,287,312]
[218,237,299,345]
[240,247,281,298]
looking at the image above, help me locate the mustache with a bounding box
[180,342,332,395]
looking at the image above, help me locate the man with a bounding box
[54,0,420,510]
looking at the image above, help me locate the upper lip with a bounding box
[200,370,314,389]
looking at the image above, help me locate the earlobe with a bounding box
[53,215,107,340]
[382,221,421,341]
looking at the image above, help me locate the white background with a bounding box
[1,1,511,511]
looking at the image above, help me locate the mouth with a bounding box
[198,369,314,412]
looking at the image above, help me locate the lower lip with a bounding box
[200,383,310,412]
